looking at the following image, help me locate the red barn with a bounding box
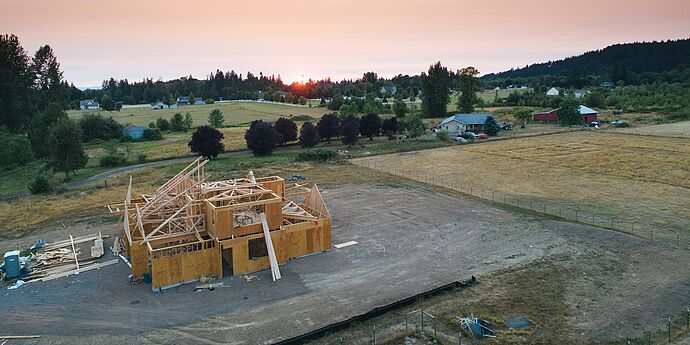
[532,105,598,123]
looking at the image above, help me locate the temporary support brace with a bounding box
[260,213,281,281]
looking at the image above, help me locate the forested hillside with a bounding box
[484,38,690,80]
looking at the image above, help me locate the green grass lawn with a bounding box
[68,101,329,127]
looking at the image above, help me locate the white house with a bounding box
[150,102,178,110]
[573,90,589,99]
[546,87,560,96]
[79,99,100,110]
[439,113,494,136]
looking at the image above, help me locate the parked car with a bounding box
[611,120,623,125]
[476,133,489,139]
[462,132,477,139]
[452,136,468,143]
[588,121,601,127]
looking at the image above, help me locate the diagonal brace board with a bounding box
[260,213,281,281]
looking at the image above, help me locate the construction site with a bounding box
[107,157,332,290]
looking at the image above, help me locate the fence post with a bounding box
[373,325,376,345]
[611,217,614,229]
[668,317,672,342]
[421,308,424,335]
[678,233,681,246]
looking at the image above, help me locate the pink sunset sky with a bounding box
[3,0,689,87]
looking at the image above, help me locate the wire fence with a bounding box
[360,160,690,250]
[316,307,690,344]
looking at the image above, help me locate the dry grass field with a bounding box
[353,128,690,244]
[83,127,248,166]
[68,101,326,127]
[609,120,690,138]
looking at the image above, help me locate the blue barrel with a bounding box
[4,250,21,278]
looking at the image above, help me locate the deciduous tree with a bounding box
[189,125,224,159]
[557,98,582,126]
[359,113,381,140]
[47,118,87,179]
[299,121,320,150]
[340,115,360,145]
[317,113,340,142]
[457,67,480,113]
[245,120,281,155]
[274,117,298,145]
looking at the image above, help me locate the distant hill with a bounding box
[484,38,690,79]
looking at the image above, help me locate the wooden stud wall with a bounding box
[150,241,221,290]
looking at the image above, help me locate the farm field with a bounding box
[352,127,690,245]
[68,101,327,127]
[82,127,248,167]
[610,119,690,138]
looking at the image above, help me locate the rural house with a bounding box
[194,97,204,105]
[533,105,598,123]
[546,87,560,96]
[150,101,178,110]
[380,85,397,96]
[79,99,100,110]
[439,113,494,135]
[122,125,151,140]
[177,96,190,105]
[573,90,589,99]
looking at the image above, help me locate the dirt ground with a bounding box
[1,183,689,344]
[352,130,690,246]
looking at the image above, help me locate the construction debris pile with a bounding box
[108,157,332,291]
[457,315,496,339]
[1,233,116,289]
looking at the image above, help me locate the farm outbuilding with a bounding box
[533,105,598,123]
[108,158,332,291]
[122,125,151,140]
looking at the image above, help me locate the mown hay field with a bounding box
[610,120,690,138]
[68,101,327,127]
[352,129,690,241]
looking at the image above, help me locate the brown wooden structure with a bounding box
[108,158,331,291]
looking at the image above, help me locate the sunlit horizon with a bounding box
[3,0,689,88]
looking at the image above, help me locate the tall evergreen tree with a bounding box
[208,109,224,127]
[457,67,480,113]
[31,102,68,157]
[421,62,450,117]
[33,45,64,106]
[0,34,34,132]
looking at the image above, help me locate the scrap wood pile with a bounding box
[11,233,116,284]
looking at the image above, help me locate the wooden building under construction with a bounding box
[108,158,331,291]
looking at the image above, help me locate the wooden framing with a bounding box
[107,157,332,291]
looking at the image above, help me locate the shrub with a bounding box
[28,175,53,194]
[99,154,127,167]
[613,122,631,128]
[295,149,336,162]
[292,115,315,122]
[204,98,215,104]
[142,128,163,141]
[0,132,34,169]
[136,153,147,163]
[436,130,450,141]
[155,117,171,131]
[79,113,123,141]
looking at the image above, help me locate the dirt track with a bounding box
[1,184,688,344]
